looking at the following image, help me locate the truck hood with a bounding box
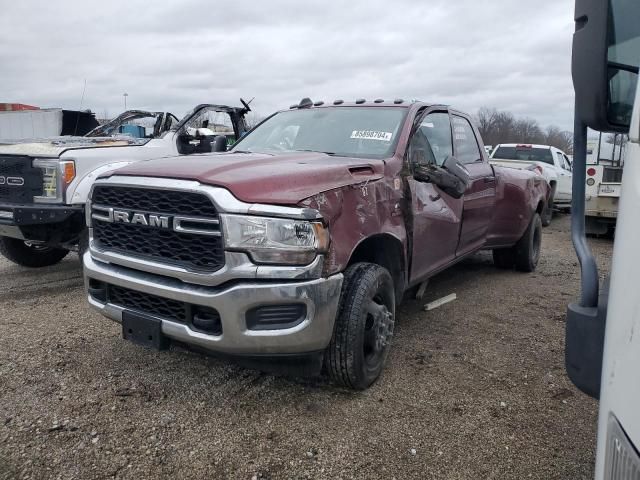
[0,136,146,157]
[105,151,385,205]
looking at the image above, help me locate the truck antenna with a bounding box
[74,79,88,136]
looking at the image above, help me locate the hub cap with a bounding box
[363,298,394,366]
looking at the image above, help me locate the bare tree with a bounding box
[245,112,266,130]
[474,107,573,153]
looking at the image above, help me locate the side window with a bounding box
[408,112,452,167]
[452,116,482,164]
[555,151,566,168]
[563,154,572,171]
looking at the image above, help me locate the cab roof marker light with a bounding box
[393,99,404,104]
[333,99,344,105]
[313,101,324,106]
[374,99,384,103]
[298,98,313,109]
[355,98,366,104]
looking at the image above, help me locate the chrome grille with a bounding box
[93,185,217,217]
[0,155,43,203]
[91,185,224,272]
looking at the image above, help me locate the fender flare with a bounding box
[67,161,135,205]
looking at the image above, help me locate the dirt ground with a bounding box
[0,214,613,480]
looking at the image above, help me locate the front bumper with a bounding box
[0,203,84,242]
[84,253,343,355]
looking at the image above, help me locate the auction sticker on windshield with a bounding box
[351,130,393,141]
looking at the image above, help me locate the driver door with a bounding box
[407,111,464,283]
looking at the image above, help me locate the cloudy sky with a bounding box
[0,0,575,131]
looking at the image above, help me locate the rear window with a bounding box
[493,146,554,165]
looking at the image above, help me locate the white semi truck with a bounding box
[565,0,640,478]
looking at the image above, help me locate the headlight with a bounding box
[32,159,76,203]
[586,178,596,186]
[220,214,329,265]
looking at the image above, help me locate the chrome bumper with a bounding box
[84,253,343,355]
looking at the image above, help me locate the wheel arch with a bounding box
[346,233,406,303]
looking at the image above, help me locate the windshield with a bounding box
[493,146,554,165]
[232,107,407,159]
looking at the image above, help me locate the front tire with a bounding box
[0,236,69,268]
[326,263,395,390]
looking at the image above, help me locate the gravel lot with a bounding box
[0,214,612,480]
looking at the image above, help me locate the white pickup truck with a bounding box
[0,103,249,267]
[490,143,573,225]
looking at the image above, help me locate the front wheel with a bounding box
[325,263,396,389]
[0,236,69,268]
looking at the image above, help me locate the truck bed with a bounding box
[489,158,538,170]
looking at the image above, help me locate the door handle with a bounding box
[483,176,495,183]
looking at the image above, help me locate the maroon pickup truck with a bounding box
[83,99,549,389]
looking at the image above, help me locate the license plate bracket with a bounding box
[122,311,169,350]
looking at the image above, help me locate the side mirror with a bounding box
[573,0,640,132]
[443,155,471,190]
[414,163,466,199]
[565,278,609,399]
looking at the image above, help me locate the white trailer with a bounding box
[0,108,98,142]
[0,109,64,141]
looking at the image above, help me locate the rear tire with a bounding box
[325,263,395,390]
[492,213,542,272]
[514,213,542,272]
[0,236,69,268]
